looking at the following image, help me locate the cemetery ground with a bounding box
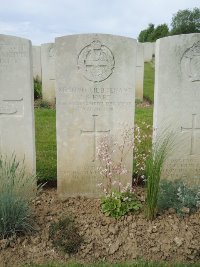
[1,63,200,267]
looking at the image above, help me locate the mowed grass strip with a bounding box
[35,108,56,182]
[143,62,155,104]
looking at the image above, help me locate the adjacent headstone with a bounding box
[136,43,144,100]
[0,34,36,174]
[41,43,55,104]
[56,34,137,197]
[153,33,200,184]
[143,42,155,62]
[32,46,42,81]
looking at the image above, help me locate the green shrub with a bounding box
[158,179,200,216]
[145,131,175,220]
[49,217,83,254]
[0,155,37,238]
[101,190,141,218]
[34,77,42,99]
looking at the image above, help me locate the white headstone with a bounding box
[143,42,154,62]
[41,43,55,104]
[32,46,42,81]
[56,34,137,197]
[153,33,200,184]
[0,34,36,174]
[136,43,144,100]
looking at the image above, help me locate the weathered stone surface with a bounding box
[32,45,42,81]
[136,43,144,100]
[41,43,55,104]
[0,34,35,173]
[153,33,200,184]
[143,42,155,62]
[56,34,136,197]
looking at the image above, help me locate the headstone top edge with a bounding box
[55,33,137,42]
[0,34,31,43]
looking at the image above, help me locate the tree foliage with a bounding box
[138,23,169,42]
[171,8,200,35]
[138,7,200,42]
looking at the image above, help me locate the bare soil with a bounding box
[0,188,200,267]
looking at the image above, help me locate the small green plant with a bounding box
[0,155,37,238]
[34,77,42,100]
[49,217,83,254]
[145,131,175,220]
[101,189,141,218]
[158,179,200,216]
[97,125,142,218]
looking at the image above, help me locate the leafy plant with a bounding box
[49,217,83,254]
[158,179,200,216]
[101,189,141,218]
[34,77,42,100]
[0,155,37,238]
[145,131,175,220]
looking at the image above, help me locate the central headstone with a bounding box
[41,43,55,104]
[56,34,137,197]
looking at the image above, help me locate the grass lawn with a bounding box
[143,62,155,103]
[35,108,56,182]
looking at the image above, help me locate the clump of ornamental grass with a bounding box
[0,154,37,238]
[145,130,175,220]
[97,124,142,218]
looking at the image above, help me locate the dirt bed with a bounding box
[0,188,200,266]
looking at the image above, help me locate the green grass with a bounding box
[135,107,153,127]
[25,262,200,267]
[143,62,155,103]
[35,108,56,182]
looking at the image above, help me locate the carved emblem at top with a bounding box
[77,40,115,82]
[181,41,200,82]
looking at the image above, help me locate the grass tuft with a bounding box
[0,155,37,238]
[145,131,175,220]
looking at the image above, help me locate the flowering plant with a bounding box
[96,124,144,218]
[96,124,134,194]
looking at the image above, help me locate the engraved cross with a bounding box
[0,97,23,152]
[80,115,110,162]
[181,114,200,155]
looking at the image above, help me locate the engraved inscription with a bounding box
[181,41,200,82]
[0,42,28,70]
[181,114,200,155]
[80,115,110,162]
[77,40,115,82]
[0,98,23,115]
[57,86,133,112]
